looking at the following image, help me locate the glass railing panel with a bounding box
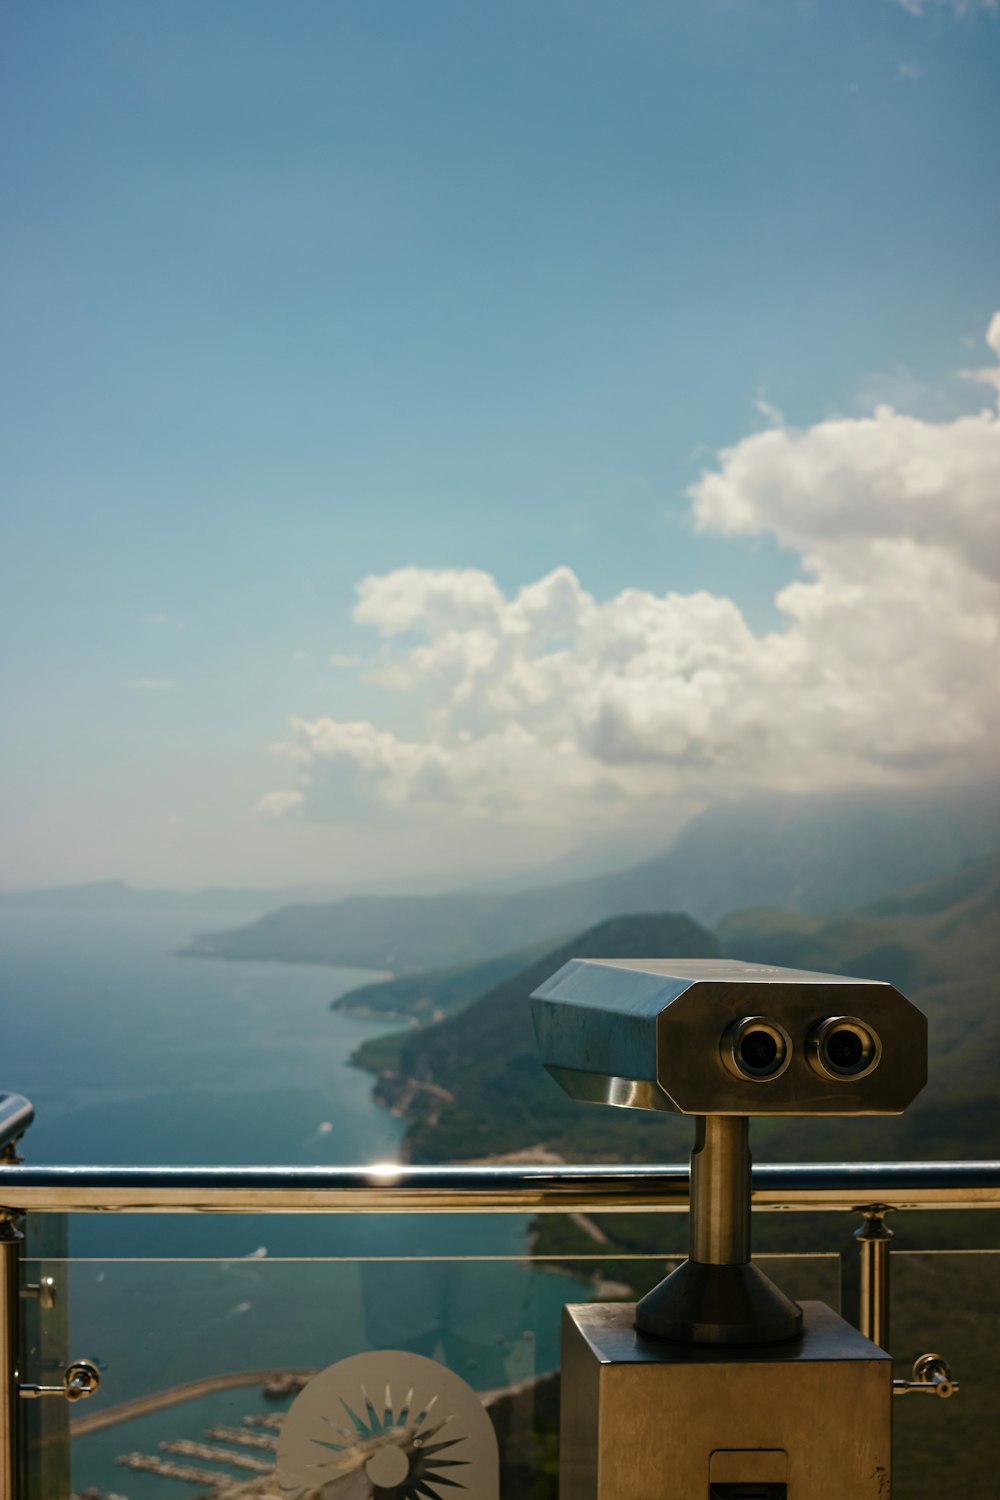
[22,1212,69,1500]
[20,1211,1000,1499]
[22,1214,848,1499]
[23,1211,583,1500]
[59,1258,578,1500]
[891,1249,999,1500]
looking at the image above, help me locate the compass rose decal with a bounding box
[276,1351,500,1500]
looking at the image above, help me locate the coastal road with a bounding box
[70,1369,317,1437]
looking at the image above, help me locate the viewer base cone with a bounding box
[635,1259,804,1345]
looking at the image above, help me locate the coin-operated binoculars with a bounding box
[531,958,927,1500]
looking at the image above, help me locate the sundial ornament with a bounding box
[275,1350,499,1499]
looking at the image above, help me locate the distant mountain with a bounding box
[185,783,1000,971]
[357,853,1000,1165]
[717,850,1000,995]
[469,829,674,893]
[332,936,566,1023]
[0,878,343,916]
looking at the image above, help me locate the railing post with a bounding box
[0,1212,24,1500]
[855,1205,893,1351]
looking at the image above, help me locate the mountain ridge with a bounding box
[183,784,1000,971]
[0,877,344,914]
[353,852,1000,1165]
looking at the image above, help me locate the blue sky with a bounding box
[2,0,999,889]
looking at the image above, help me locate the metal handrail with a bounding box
[2,1144,997,1496]
[2,1160,1000,1214]
[0,1096,33,1158]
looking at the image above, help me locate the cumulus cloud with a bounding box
[256,789,305,820]
[692,408,1000,581]
[262,316,1000,830]
[961,311,1000,398]
[895,0,997,15]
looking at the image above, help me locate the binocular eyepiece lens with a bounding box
[826,1028,864,1071]
[739,1029,779,1072]
[723,1017,791,1081]
[809,1016,881,1080]
[723,1014,882,1083]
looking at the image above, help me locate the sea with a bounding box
[0,906,590,1497]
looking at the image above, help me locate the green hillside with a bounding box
[347,857,1000,1500]
[332,936,565,1022]
[370,912,720,1164]
[718,853,1000,1159]
[356,854,1000,1167]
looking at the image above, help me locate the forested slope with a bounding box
[372,912,720,1164]
[356,855,1000,1165]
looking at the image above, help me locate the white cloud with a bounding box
[262,315,1000,830]
[961,311,1000,398]
[354,566,506,637]
[897,60,925,79]
[256,789,304,820]
[692,407,1000,581]
[753,391,784,428]
[895,0,997,14]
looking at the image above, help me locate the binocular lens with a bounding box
[825,1028,864,1071]
[739,1029,779,1072]
[723,1017,791,1081]
[809,1017,881,1080]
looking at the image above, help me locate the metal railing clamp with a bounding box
[19,1360,100,1403]
[893,1353,959,1399]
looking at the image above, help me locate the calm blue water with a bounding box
[0,908,589,1497]
[1,907,402,1171]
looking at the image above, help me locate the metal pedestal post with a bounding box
[856,1207,893,1351]
[635,1115,802,1343]
[0,1214,23,1500]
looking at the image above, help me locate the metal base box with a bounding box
[560,1300,892,1500]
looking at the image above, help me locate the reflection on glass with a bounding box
[15,1241,845,1500]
